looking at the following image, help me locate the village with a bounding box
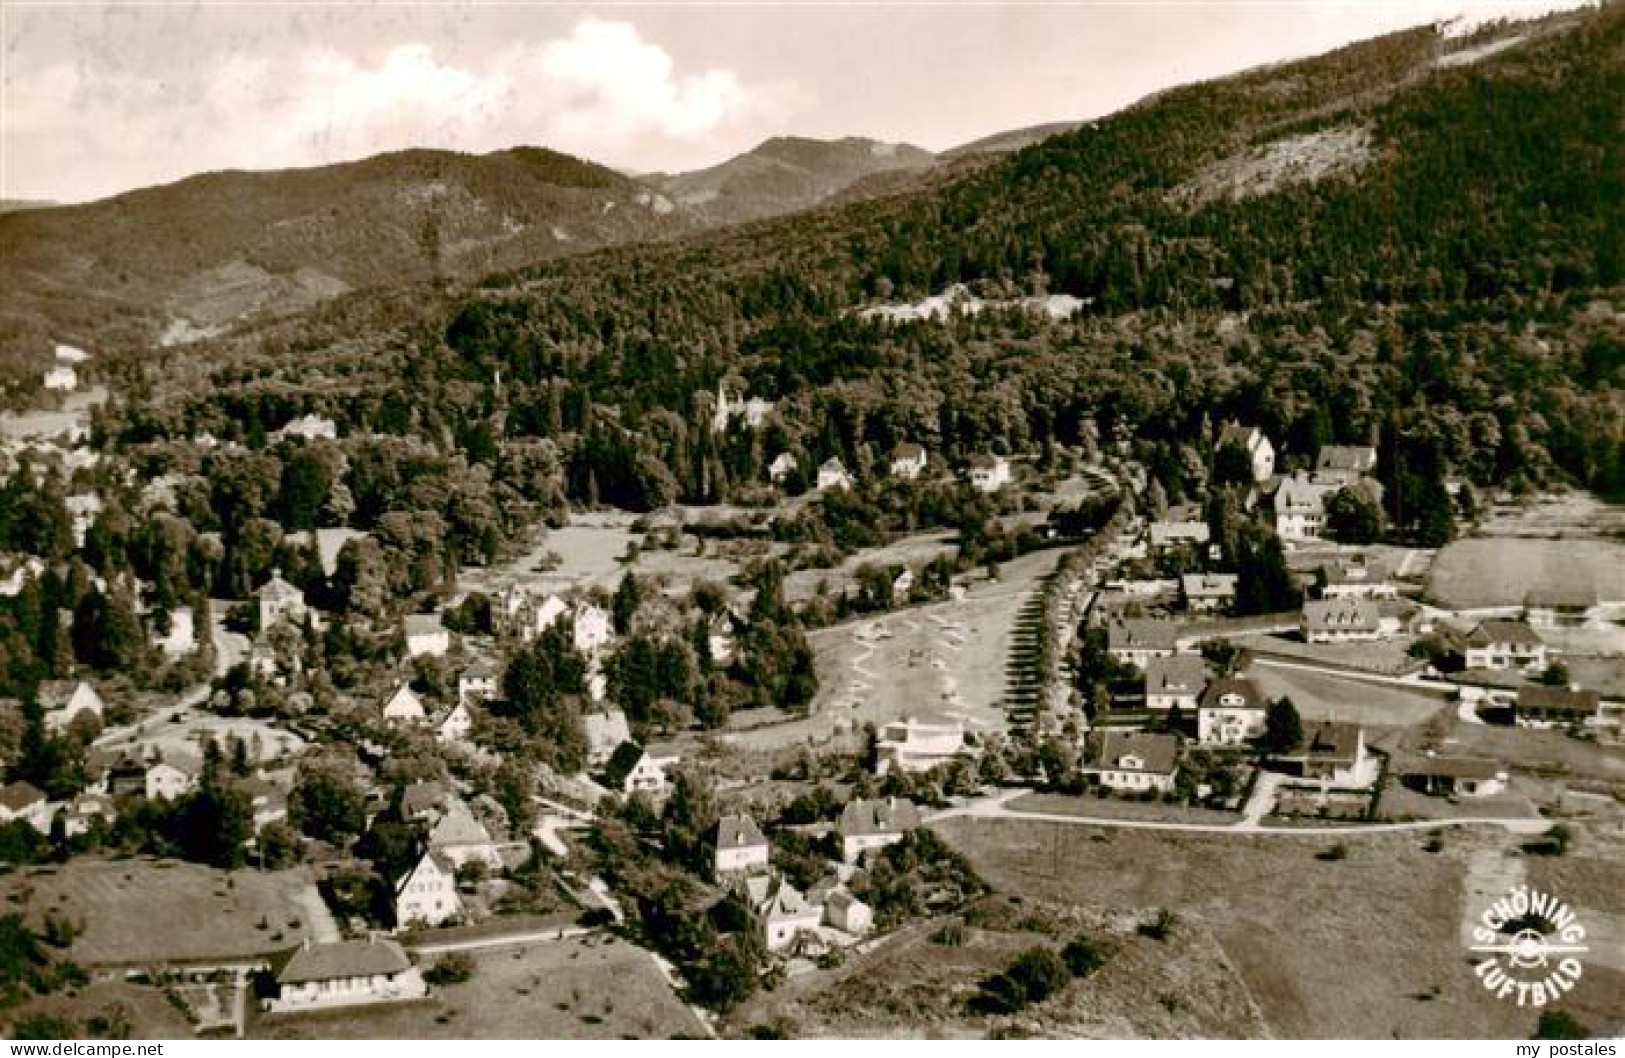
[1,340,1622,1041]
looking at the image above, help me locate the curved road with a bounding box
[926,789,1551,837]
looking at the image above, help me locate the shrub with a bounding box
[1138,909,1176,942]
[1533,1010,1588,1040]
[1316,843,1348,862]
[424,953,475,987]
[930,923,965,947]
[1061,935,1111,978]
[973,947,1070,1014]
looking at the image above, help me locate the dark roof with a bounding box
[1524,587,1598,610]
[715,814,767,851]
[602,741,647,786]
[1092,732,1180,775]
[1286,721,1362,764]
[1516,685,1600,716]
[1400,756,1503,781]
[1145,655,1208,695]
[838,797,921,838]
[1465,620,1544,648]
[1107,619,1181,652]
[400,780,449,818]
[273,938,411,985]
[893,443,926,461]
[0,781,45,811]
[1198,677,1264,711]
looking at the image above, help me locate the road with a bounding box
[926,788,1551,836]
[407,925,593,957]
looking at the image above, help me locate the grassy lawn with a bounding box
[255,935,705,1039]
[1240,633,1423,675]
[929,816,1590,1038]
[1246,663,1448,728]
[1008,792,1243,827]
[3,859,328,967]
[1426,537,1625,609]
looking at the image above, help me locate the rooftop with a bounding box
[839,797,921,838]
[1198,676,1265,711]
[273,937,411,985]
[1465,620,1544,648]
[1092,731,1180,775]
[716,813,768,851]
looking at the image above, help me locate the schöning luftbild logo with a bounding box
[1468,884,1589,1007]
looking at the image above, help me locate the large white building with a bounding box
[874,718,969,775]
[395,850,463,928]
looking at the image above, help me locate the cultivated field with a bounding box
[1473,492,1625,539]
[727,549,1061,753]
[930,817,1620,1038]
[1426,537,1625,609]
[256,935,706,1039]
[3,859,334,967]
[1245,663,1449,729]
[1432,720,1625,785]
[1008,792,1242,827]
[1237,633,1423,675]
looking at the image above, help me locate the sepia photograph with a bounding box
[0,0,1621,1043]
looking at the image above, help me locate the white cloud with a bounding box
[2,19,797,201]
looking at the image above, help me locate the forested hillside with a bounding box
[106,8,1622,519]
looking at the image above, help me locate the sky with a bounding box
[0,1,1596,204]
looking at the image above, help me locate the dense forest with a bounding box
[94,9,1621,525]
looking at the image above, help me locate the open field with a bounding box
[1473,492,1625,539]
[3,859,332,967]
[930,817,1623,1037]
[0,385,109,441]
[1245,663,1448,729]
[256,935,706,1039]
[728,897,1265,1038]
[1426,537,1625,609]
[93,704,307,766]
[727,549,1061,753]
[1009,793,1242,827]
[1236,633,1423,675]
[1432,720,1625,785]
[783,531,959,604]
[0,980,196,1039]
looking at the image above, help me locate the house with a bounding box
[1217,421,1275,483]
[1315,445,1378,479]
[1150,516,1211,553]
[62,793,115,837]
[1463,620,1548,673]
[824,890,873,935]
[38,680,104,736]
[1197,677,1267,745]
[1524,587,1598,628]
[395,849,463,929]
[403,614,450,658]
[0,781,50,831]
[967,454,1011,493]
[1180,573,1237,614]
[874,718,969,775]
[750,876,823,953]
[1514,685,1600,729]
[707,611,739,666]
[381,682,427,724]
[457,659,501,703]
[573,603,613,656]
[1399,756,1507,799]
[713,814,770,878]
[258,569,307,630]
[43,365,77,391]
[890,443,928,481]
[837,797,921,863]
[602,741,681,795]
[1144,655,1208,714]
[1273,472,1338,541]
[1083,731,1180,794]
[1270,722,1371,786]
[1319,556,1398,600]
[264,937,425,1013]
[584,708,632,768]
[816,457,853,492]
[271,414,339,442]
[146,756,200,800]
[428,800,504,870]
[1105,619,1182,670]
[711,383,774,433]
[400,781,451,823]
[1302,598,1382,644]
[768,452,798,484]
[511,593,569,643]
[432,702,473,743]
